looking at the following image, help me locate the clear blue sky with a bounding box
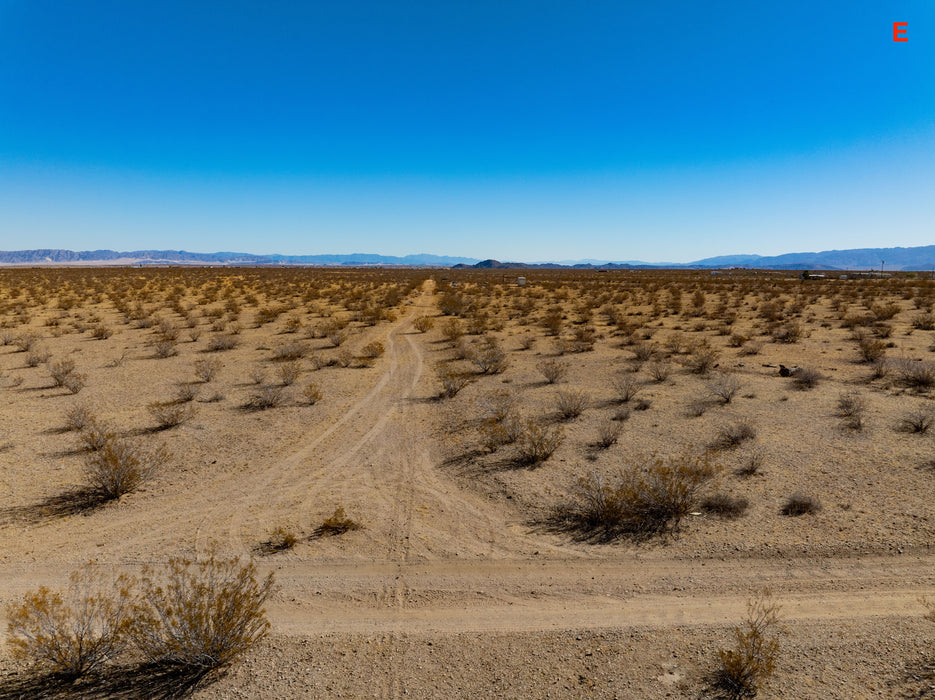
[1,1,932,262]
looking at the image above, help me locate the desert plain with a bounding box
[0,265,933,698]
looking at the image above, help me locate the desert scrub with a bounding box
[610,374,642,403]
[537,359,568,384]
[781,492,821,516]
[712,589,781,698]
[700,493,749,519]
[792,366,821,390]
[594,421,622,449]
[896,409,935,434]
[131,550,274,670]
[148,401,195,430]
[244,384,286,410]
[302,382,322,405]
[559,452,720,540]
[711,421,756,450]
[467,337,508,374]
[6,564,133,679]
[193,358,222,383]
[276,359,302,386]
[555,389,588,420]
[314,506,361,537]
[63,403,96,432]
[836,392,865,431]
[413,315,435,333]
[84,438,167,500]
[436,364,472,398]
[514,419,564,466]
[259,526,298,554]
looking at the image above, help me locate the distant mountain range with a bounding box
[0,245,933,270]
[0,249,478,267]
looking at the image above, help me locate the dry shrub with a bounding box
[686,344,720,374]
[912,313,935,331]
[315,506,361,537]
[555,389,588,419]
[594,421,621,449]
[712,589,781,698]
[478,389,517,423]
[413,316,435,333]
[707,372,740,404]
[48,358,83,389]
[712,421,756,450]
[248,365,267,385]
[206,335,238,352]
[538,359,568,384]
[260,526,298,553]
[467,337,508,374]
[630,341,656,363]
[173,382,199,404]
[276,360,302,386]
[26,347,51,367]
[781,492,821,516]
[91,323,113,340]
[792,366,821,390]
[84,438,166,500]
[302,382,322,405]
[735,449,765,478]
[193,358,222,383]
[701,493,749,519]
[896,409,935,434]
[560,452,719,539]
[739,340,763,356]
[244,385,286,410]
[771,322,803,343]
[152,339,178,359]
[78,421,115,452]
[131,550,274,669]
[647,360,671,383]
[149,401,195,430]
[436,364,472,399]
[271,341,306,361]
[856,333,886,364]
[515,419,564,466]
[63,403,95,432]
[360,341,385,359]
[836,392,865,431]
[6,564,132,679]
[611,374,642,403]
[440,318,465,343]
[480,413,523,451]
[891,357,935,389]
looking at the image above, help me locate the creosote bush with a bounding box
[149,401,195,430]
[244,384,286,410]
[537,359,568,384]
[413,315,435,333]
[131,550,274,669]
[6,564,132,679]
[555,389,588,420]
[84,438,166,500]
[560,452,720,540]
[712,589,781,698]
[436,364,472,399]
[514,419,564,466]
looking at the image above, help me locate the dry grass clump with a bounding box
[712,421,757,450]
[781,492,821,516]
[271,341,306,361]
[537,359,568,384]
[84,438,166,500]
[711,589,781,698]
[558,452,719,540]
[555,389,588,420]
[314,506,361,537]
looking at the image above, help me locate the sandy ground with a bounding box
[1,271,934,698]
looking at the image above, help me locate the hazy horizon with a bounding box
[1,2,933,263]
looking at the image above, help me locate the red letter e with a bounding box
[894,22,908,42]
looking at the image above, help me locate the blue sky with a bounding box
[0,1,932,262]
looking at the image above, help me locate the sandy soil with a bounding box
[1,269,934,698]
